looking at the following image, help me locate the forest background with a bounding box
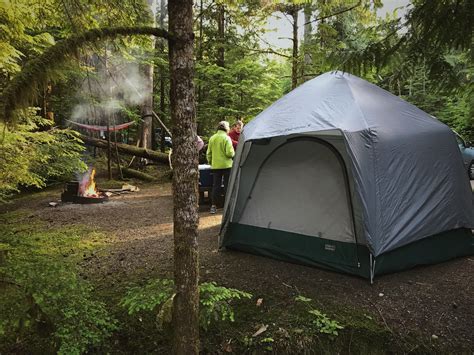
[0,0,472,200]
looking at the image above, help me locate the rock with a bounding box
[431,334,438,340]
[379,293,384,297]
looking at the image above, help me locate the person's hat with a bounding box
[217,121,230,131]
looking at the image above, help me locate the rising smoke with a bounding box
[70,55,150,125]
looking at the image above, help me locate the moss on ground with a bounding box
[0,210,106,260]
[198,294,422,354]
[0,211,111,354]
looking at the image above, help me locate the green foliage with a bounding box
[0,109,87,202]
[193,1,287,135]
[199,281,252,330]
[260,336,275,351]
[393,53,474,141]
[0,0,56,75]
[0,212,117,354]
[119,278,175,314]
[294,295,312,303]
[197,58,285,132]
[295,295,344,336]
[307,309,344,336]
[120,278,252,331]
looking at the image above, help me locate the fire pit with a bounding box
[61,168,108,204]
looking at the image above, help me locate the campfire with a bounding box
[61,168,108,204]
[79,168,99,198]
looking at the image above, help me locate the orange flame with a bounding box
[80,168,100,198]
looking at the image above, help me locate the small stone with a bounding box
[452,302,458,309]
[378,293,384,297]
[431,334,438,340]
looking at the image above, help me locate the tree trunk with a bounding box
[196,0,203,134]
[104,45,112,180]
[216,4,225,109]
[319,0,326,48]
[168,0,200,354]
[159,66,167,151]
[302,5,312,82]
[140,0,157,151]
[217,4,225,68]
[158,0,167,152]
[140,65,154,151]
[290,6,299,90]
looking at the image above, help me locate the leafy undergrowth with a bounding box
[100,278,439,355]
[0,211,115,354]
[0,211,461,354]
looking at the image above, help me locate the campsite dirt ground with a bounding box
[2,181,473,352]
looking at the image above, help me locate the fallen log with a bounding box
[80,134,169,163]
[122,168,156,182]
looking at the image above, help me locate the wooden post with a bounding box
[113,115,124,179]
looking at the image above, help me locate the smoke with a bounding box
[70,58,149,125]
[149,0,158,22]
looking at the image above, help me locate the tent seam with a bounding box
[344,77,381,255]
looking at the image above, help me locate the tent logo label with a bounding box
[324,244,336,252]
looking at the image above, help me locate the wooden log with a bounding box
[122,168,156,182]
[80,134,169,163]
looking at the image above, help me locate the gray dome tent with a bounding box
[219,71,474,282]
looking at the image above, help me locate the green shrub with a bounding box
[120,278,252,331]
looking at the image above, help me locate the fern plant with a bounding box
[198,281,252,330]
[120,278,252,331]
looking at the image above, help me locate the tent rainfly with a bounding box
[219,71,474,282]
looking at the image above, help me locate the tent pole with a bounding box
[370,254,374,284]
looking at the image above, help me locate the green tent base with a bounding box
[222,223,474,280]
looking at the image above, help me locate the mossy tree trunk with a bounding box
[168,0,200,354]
[80,134,169,163]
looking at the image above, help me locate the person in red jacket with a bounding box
[228,120,243,150]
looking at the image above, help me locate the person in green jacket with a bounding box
[206,121,235,214]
